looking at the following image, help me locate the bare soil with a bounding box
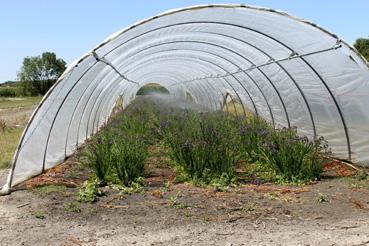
[1,155,369,246]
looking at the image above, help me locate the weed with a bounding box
[167,193,187,209]
[0,87,17,97]
[167,195,178,207]
[110,178,145,195]
[242,202,257,212]
[175,203,188,209]
[151,189,164,198]
[0,127,23,169]
[184,212,193,218]
[210,173,237,192]
[31,210,46,219]
[267,191,280,200]
[317,192,329,203]
[164,180,171,191]
[78,179,105,203]
[65,201,81,213]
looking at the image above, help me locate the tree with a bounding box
[354,38,369,62]
[18,52,66,96]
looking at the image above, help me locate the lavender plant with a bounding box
[261,127,330,183]
[161,111,240,184]
[81,130,114,185]
[238,116,272,163]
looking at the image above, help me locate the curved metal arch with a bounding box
[93,4,367,69]
[73,69,127,146]
[92,81,137,134]
[4,69,75,189]
[84,76,131,141]
[133,71,221,109]
[222,92,243,116]
[63,66,121,156]
[122,52,237,110]
[41,60,99,172]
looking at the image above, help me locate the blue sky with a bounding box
[0,0,368,82]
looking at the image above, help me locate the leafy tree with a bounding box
[18,52,66,95]
[354,38,369,62]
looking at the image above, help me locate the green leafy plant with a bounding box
[317,192,329,203]
[65,201,81,213]
[31,210,46,219]
[78,179,105,203]
[110,178,145,195]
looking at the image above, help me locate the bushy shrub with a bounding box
[112,134,149,186]
[81,131,114,185]
[238,116,272,162]
[161,111,240,184]
[261,128,330,183]
[81,114,150,187]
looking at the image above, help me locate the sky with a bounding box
[0,0,368,82]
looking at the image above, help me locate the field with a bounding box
[0,95,369,245]
[0,97,41,168]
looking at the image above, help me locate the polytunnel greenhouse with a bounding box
[1,4,369,195]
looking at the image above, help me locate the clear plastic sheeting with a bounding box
[2,4,369,194]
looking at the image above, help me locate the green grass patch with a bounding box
[33,185,67,194]
[0,96,41,109]
[0,127,23,169]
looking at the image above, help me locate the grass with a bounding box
[0,96,41,169]
[34,185,67,194]
[0,127,23,169]
[31,210,46,219]
[0,96,41,109]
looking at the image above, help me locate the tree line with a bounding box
[0,52,66,97]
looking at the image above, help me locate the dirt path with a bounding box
[1,172,369,246]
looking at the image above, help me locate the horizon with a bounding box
[1,0,368,83]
